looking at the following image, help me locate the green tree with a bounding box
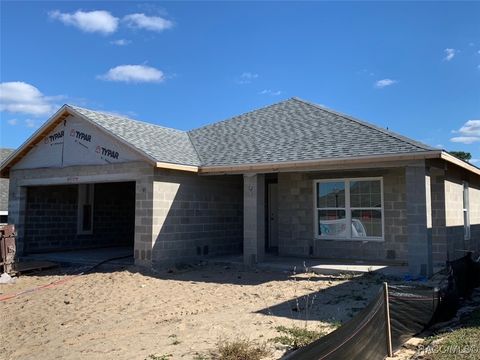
[449,151,472,162]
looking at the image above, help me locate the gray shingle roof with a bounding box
[68,105,201,166]
[65,98,436,168]
[188,98,435,166]
[0,148,14,211]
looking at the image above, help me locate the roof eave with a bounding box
[440,152,480,176]
[198,151,444,174]
[155,162,199,173]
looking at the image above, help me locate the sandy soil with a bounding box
[0,262,383,360]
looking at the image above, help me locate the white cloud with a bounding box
[374,79,397,88]
[450,136,480,144]
[443,48,457,61]
[7,119,18,125]
[98,65,165,83]
[110,39,131,46]
[457,120,480,136]
[25,119,39,128]
[236,72,259,84]
[0,82,60,116]
[259,89,282,96]
[450,120,480,144]
[470,158,479,164]
[123,13,173,32]
[49,10,119,34]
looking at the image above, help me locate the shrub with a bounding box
[210,339,270,360]
[272,325,327,349]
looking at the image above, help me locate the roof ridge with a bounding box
[291,97,435,151]
[66,104,187,134]
[189,98,291,132]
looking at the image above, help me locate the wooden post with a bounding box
[383,282,393,357]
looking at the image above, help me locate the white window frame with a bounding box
[313,177,385,242]
[463,181,470,241]
[77,184,94,235]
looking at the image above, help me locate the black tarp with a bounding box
[283,287,388,360]
[388,285,440,350]
[284,254,480,360]
[448,253,479,299]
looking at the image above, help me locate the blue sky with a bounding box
[1,1,479,162]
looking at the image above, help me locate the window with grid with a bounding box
[315,178,384,241]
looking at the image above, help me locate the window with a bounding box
[77,184,94,234]
[314,178,384,241]
[463,181,470,241]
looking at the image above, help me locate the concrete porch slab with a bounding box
[211,254,410,277]
[21,246,134,267]
[310,263,390,275]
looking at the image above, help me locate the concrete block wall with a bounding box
[444,164,480,260]
[20,182,136,253]
[277,172,313,257]
[24,185,78,252]
[277,168,408,262]
[151,169,243,267]
[8,161,154,265]
[405,164,433,277]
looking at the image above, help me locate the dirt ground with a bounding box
[0,262,385,360]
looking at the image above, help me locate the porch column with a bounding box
[243,174,265,265]
[406,162,433,277]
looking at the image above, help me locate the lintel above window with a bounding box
[314,177,384,241]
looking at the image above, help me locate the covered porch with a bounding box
[240,160,444,278]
